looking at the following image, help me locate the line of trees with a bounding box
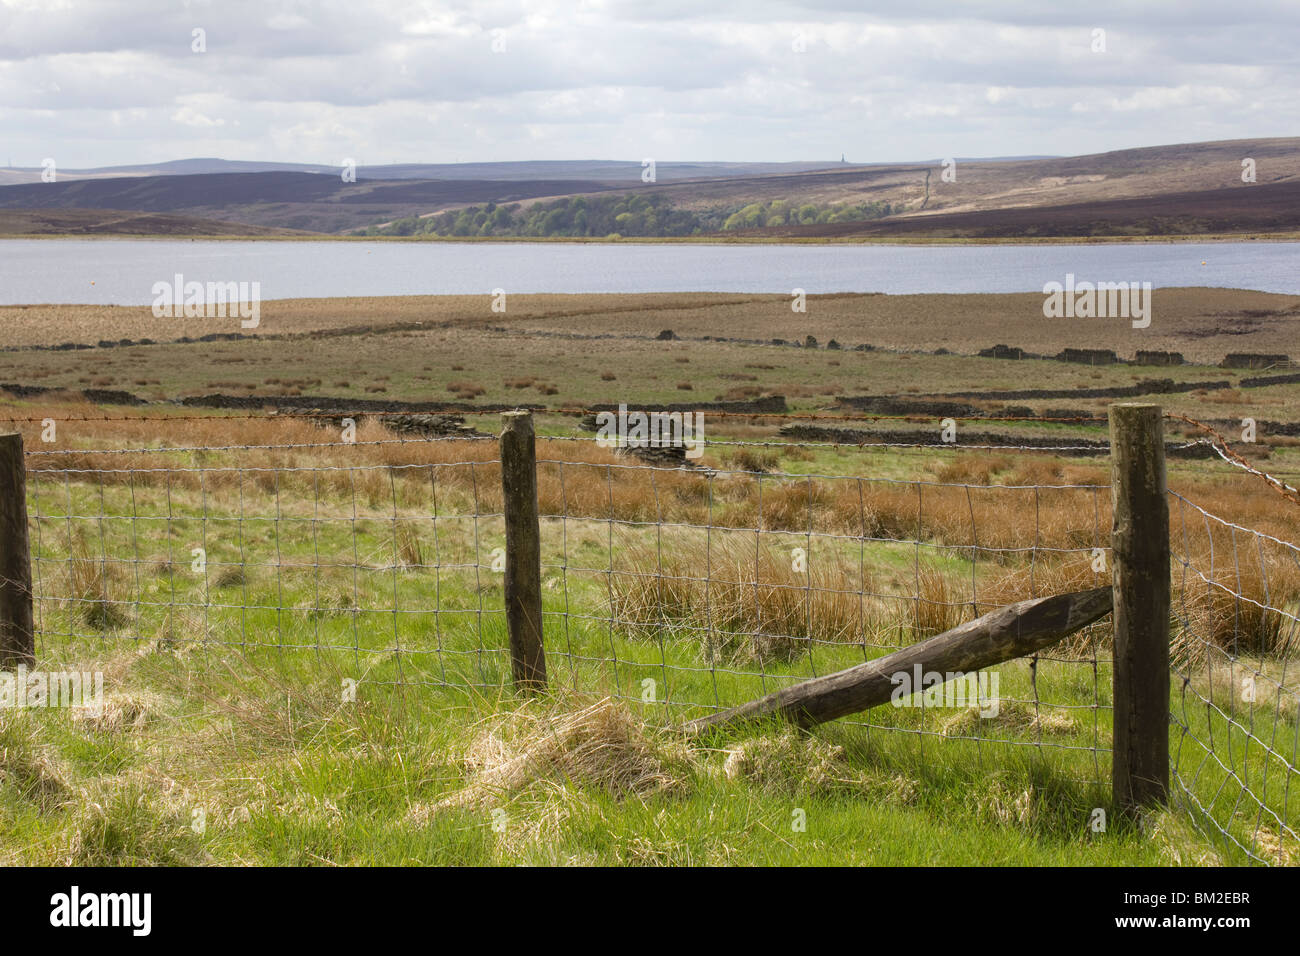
[365,193,902,238]
[720,198,895,229]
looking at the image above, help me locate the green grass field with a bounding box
[3,420,1296,866]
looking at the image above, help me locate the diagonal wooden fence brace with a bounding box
[684,587,1112,737]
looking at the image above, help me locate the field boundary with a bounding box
[2,404,1297,864]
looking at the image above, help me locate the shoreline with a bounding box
[5,284,1300,310]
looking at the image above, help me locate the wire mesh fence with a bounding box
[25,439,503,689]
[1168,491,1300,865]
[10,420,1300,864]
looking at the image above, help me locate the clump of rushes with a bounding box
[68,527,128,631]
[608,540,866,664]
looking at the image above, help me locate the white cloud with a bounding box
[0,0,1296,165]
[171,104,225,127]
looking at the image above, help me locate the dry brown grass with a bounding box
[1003,458,1067,486]
[720,445,782,473]
[416,697,684,816]
[608,538,868,663]
[13,401,1300,669]
[910,564,970,639]
[447,381,486,399]
[721,732,918,800]
[977,558,1104,614]
[64,526,129,631]
[20,413,509,505]
[933,454,1012,485]
[394,519,424,568]
[71,691,166,734]
[607,516,1296,666]
[1175,562,1300,663]
[940,699,1078,738]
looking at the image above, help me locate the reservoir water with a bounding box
[1,238,1297,306]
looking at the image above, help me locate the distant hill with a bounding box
[634,137,1300,214]
[1,138,1297,238]
[0,208,311,237]
[0,172,627,233]
[724,180,1300,239]
[0,158,863,187]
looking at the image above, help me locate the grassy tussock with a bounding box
[66,780,207,866]
[721,732,919,803]
[180,658,355,751]
[719,445,782,473]
[417,697,685,817]
[0,712,70,811]
[71,691,166,734]
[394,519,424,568]
[933,454,1013,485]
[1175,561,1299,662]
[608,539,868,663]
[1252,825,1299,866]
[910,564,969,639]
[66,526,129,631]
[940,700,1079,738]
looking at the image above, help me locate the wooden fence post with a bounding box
[1108,403,1170,813]
[0,432,35,669]
[499,411,547,691]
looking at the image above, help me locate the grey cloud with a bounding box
[1,0,1296,166]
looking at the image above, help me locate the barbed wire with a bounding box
[1168,413,1300,508]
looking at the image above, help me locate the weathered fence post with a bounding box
[499,411,547,691]
[1108,403,1170,813]
[0,432,35,668]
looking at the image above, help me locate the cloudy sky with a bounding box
[1,0,1297,168]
